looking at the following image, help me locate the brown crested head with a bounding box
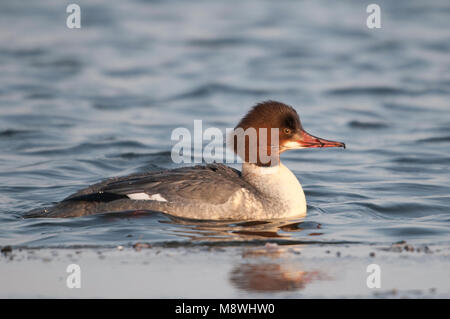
[232,100,345,167]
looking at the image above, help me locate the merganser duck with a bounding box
[27,101,345,220]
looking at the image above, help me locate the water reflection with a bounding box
[230,263,323,292]
[163,216,322,242]
[230,244,327,292]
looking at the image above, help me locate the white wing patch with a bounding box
[127,193,168,202]
[149,193,168,202]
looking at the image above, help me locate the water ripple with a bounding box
[0,0,449,249]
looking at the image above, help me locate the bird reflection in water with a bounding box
[101,211,328,292]
[162,216,323,242]
[230,243,328,292]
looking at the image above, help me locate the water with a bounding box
[0,0,449,251]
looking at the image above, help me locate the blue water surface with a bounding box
[0,0,449,248]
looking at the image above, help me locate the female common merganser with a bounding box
[27,101,344,220]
